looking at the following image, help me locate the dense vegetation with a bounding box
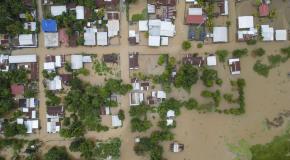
[0,0,36,35]
[69,137,121,160]
[129,103,152,132]
[62,77,132,137]
[44,146,70,160]
[174,64,199,92]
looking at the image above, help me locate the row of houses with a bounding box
[0,54,40,134]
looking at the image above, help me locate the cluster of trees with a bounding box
[134,130,174,160]
[153,55,176,92]
[63,77,131,136]
[0,69,30,137]
[201,90,221,107]
[222,79,246,115]
[129,103,152,132]
[174,64,199,92]
[0,138,27,159]
[93,59,112,76]
[216,50,229,63]
[200,68,222,87]
[45,90,61,106]
[253,46,290,77]
[69,137,122,160]
[0,0,35,35]
[44,146,70,160]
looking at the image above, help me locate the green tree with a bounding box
[232,48,248,58]
[174,64,198,92]
[4,123,27,137]
[118,109,125,121]
[200,68,219,87]
[253,60,270,77]
[184,98,198,110]
[252,48,265,57]
[44,147,69,160]
[216,50,229,63]
[131,118,152,132]
[182,41,192,51]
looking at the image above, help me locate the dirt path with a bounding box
[10,0,290,159]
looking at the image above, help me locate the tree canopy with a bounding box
[44,147,69,160]
[174,64,199,92]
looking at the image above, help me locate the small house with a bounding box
[97,32,108,46]
[11,84,25,96]
[46,106,64,119]
[129,53,139,70]
[207,55,217,66]
[259,3,269,17]
[18,34,38,48]
[275,30,287,41]
[76,6,85,20]
[213,27,228,43]
[42,19,57,32]
[112,115,122,127]
[130,92,144,106]
[46,76,62,91]
[44,33,59,47]
[50,5,67,16]
[228,58,241,75]
[182,54,205,67]
[261,25,274,41]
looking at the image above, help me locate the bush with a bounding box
[157,54,168,66]
[44,147,69,160]
[216,78,223,86]
[223,94,234,103]
[253,60,270,77]
[232,48,248,58]
[268,55,282,67]
[252,48,265,57]
[182,41,192,51]
[131,118,152,132]
[201,90,213,98]
[118,110,125,121]
[246,39,257,45]
[197,43,203,48]
[200,68,219,87]
[184,98,198,110]
[216,50,229,63]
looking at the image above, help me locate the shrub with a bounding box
[246,39,257,45]
[184,98,198,110]
[157,54,168,65]
[118,109,125,121]
[216,78,223,86]
[232,48,248,58]
[182,41,192,51]
[252,48,265,57]
[268,55,282,67]
[201,90,213,98]
[197,43,203,48]
[253,60,270,77]
[216,50,229,63]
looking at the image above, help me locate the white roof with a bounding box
[105,107,110,115]
[221,0,229,15]
[161,37,169,46]
[160,21,175,37]
[24,120,38,134]
[9,54,37,63]
[139,20,148,31]
[47,117,60,133]
[24,22,37,31]
[275,30,287,41]
[55,56,62,67]
[167,119,174,126]
[107,20,119,38]
[76,6,84,20]
[51,5,67,16]
[71,55,83,69]
[17,118,24,125]
[28,98,36,108]
[82,56,92,63]
[157,91,166,99]
[44,62,56,70]
[84,32,96,46]
[149,36,160,47]
[19,34,33,45]
[188,8,203,15]
[22,107,29,113]
[238,16,254,29]
[97,32,108,46]
[149,19,161,27]
[207,56,217,66]
[130,92,144,106]
[186,0,196,2]
[47,76,62,90]
[44,33,59,47]
[32,110,36,119]
[112,115,122,127]
[148,4,156,13]
[261,25,274,41]
[129,30,136,37]
[213,27,228,42]
[167,110,175,117]
[132,82,141,90]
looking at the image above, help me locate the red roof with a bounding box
[11,84,24,95]
[186,15,205,25]
[259,4,269,17]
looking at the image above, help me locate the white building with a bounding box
[71,55,83,69]
[261,25,274,41]
[9,54,37,63]
[44,33,59,47]
[76,6,84,20]
[130,92,144,106]
[18,34,37,47]
[107,20,119,38]
[275,30,287,41]
[47,76,62,91]
[51,5,67,16]
[207,55,217,66]
[213,27,228,43]
[139,20,148,32]
[228,58,241,75]
[112,115,122,127]
[238,16,254,29]
[97,32,108,46]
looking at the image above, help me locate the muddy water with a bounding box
[8,0,290,159]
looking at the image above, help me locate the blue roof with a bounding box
[42,19,57,32]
